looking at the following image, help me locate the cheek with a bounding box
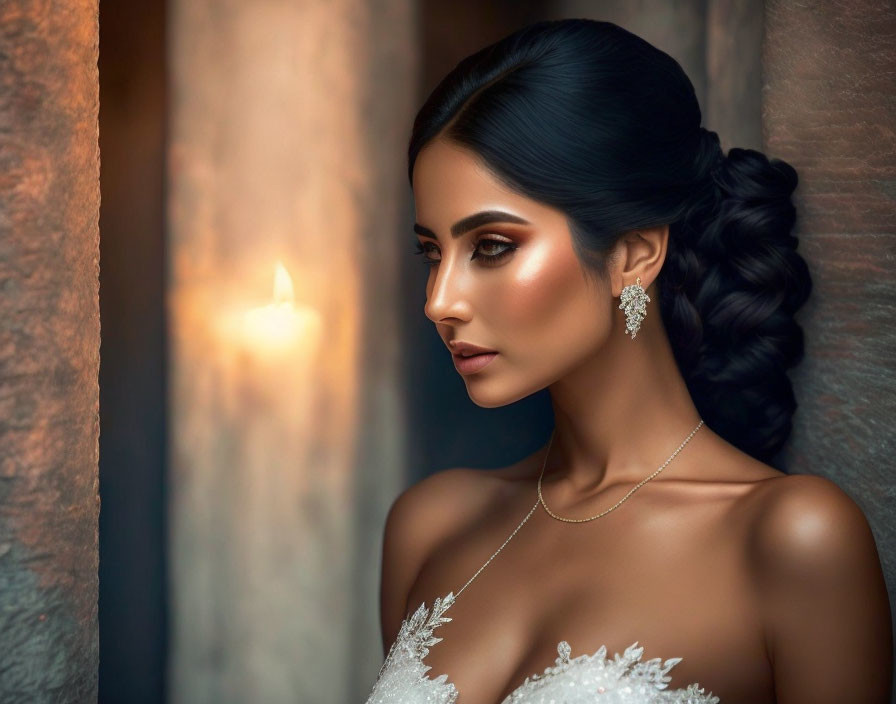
[490,242,611,357]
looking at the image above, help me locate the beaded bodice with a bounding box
[365,587,719,703]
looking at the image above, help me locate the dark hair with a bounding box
[408,19,812,466]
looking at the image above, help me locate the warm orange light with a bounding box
[272,260,295,305]
[239,260,322,355]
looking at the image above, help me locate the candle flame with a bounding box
[213,259,322,358]
[273,260,295,305]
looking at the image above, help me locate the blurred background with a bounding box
[19,0,881,702]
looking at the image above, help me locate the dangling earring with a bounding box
[618,275,650,339]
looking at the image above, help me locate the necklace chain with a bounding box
[538,419,705,522]
[453,419,704,599]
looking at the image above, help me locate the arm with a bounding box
[378,467,478,657]
[378,481,428,656]
[750,473,893,703]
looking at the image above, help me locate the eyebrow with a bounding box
[413,210,531,240]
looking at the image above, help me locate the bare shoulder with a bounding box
[742,474,893,699]
[386,465,500,535]
[378,465,501,652]
[745,472,881,584]
[382,466,495,586]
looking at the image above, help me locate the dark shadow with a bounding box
[97,1,169,701]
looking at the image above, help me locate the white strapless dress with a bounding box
[365,495,721,703]
[364,589,720,703]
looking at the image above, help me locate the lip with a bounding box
[448,340,498,356]
[452,351,498,374]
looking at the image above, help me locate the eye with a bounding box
[473,238,516,264]
[412,238,517,268]
[413,240,438,266]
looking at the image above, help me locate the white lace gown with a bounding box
[364,498,721,704]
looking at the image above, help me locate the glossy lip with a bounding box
[452,351,498,374]
[448,340,498,356]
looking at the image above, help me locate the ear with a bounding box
[609,224,669,296]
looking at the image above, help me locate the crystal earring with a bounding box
[618,275,650,339]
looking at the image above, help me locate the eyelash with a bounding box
[413,238,517,267]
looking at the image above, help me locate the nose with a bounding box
[423,256,472,324]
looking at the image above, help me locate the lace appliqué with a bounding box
[366,591,460,704]
[365,591,721,704]
[502,639,721,703]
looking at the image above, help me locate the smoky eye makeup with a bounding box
[413,236,518,267]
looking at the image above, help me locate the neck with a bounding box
[543,312,705,502]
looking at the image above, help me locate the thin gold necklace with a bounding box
[452,419,705,600]
[537,419,705,523]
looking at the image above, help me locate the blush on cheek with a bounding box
[486,243,611,378]
[500,242,587,328]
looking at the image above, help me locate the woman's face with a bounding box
[412,137,617,407]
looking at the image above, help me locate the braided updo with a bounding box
[408,19,812,465]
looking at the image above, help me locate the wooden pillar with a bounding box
[763,0,896,691]
[167,1,415,702]
[0,0,101,700]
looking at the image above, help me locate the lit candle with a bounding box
[216,259,322,361]
[241,261,322,356]
[191,256,330,690]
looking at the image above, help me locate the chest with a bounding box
[402,493,774,704]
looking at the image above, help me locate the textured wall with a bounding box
[166,1,414,702]
[762,0,896,693]
[0,0,101,701]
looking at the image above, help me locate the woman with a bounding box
[365,19,892,704]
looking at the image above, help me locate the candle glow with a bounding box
[218,260,322,357]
